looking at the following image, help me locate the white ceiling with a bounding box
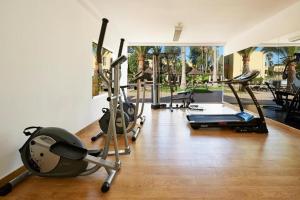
[88,0,299,45]
[261,30,300,46]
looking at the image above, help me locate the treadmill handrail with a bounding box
[227,83,244,112]
[244,84,267,127]
[214,70,260,85]
[231,70,260,84]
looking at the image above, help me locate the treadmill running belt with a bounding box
[187,115,242,123]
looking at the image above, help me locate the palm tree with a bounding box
[203,46,214,73]
[237,47,257,73]
[189,47,200,68]
[190,47,205,72]
[131,46,152,72]
[212,46,217,83]
[127,50,138,81]
[262,46,300,58]
[149,46,162,87]
[180,46,186,89]
[164,46,181,75]
[265,52,274,76]
[151,46,162,55]
[148,46,162,72]
[261,47,300,90]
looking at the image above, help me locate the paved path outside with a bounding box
[128,90,275,105]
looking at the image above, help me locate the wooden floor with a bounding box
[3,104,300,200]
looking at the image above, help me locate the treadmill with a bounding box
[186,70,268,133]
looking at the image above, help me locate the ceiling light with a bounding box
[173,23,183,41]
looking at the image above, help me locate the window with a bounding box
[92,42,113,97]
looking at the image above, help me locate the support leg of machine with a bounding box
[139,115,146,125]
[108,146,130,156]
[91,132,104,142]
[101,168,117,193]
[0,171,31,196]
[132,126,141,142]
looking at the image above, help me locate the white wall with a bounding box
[224,1,300,55]
[0,0,127,179]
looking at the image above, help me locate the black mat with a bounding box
[241,104,300,130]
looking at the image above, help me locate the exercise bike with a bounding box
[0,18,125,196]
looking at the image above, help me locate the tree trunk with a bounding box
[242,56,250,73]
[212,47,217,85]
[287,62,296,91]
[240,55,250,91]
[205,53,208,73]
[201,48,204,73]
[180,46,186,89]
[138,55,144,72]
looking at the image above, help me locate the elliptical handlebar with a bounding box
[111,38,127,68]
[96,18,110,85]
[96,21,127,85]
[111,55,127,68]
[96,18,109,64]
[118,38,125,57]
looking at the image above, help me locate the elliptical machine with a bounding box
[0,18,125,196]
[119,77,146,125]
[91,67,147,142]
[92,38,131,155]
[123,70,148,140]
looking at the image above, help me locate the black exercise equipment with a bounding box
[265,53,300,112]
[285,88,300,122]
[285,53,300,122]
[187,70,268,133]
[264,82,288,111]
[151,52,191,111]
[172,91,195,109]
[98,108,130,134]
[118,70,151,123]
[120,85,135,121]
[151,52,167,109]
[282,53,300,80]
